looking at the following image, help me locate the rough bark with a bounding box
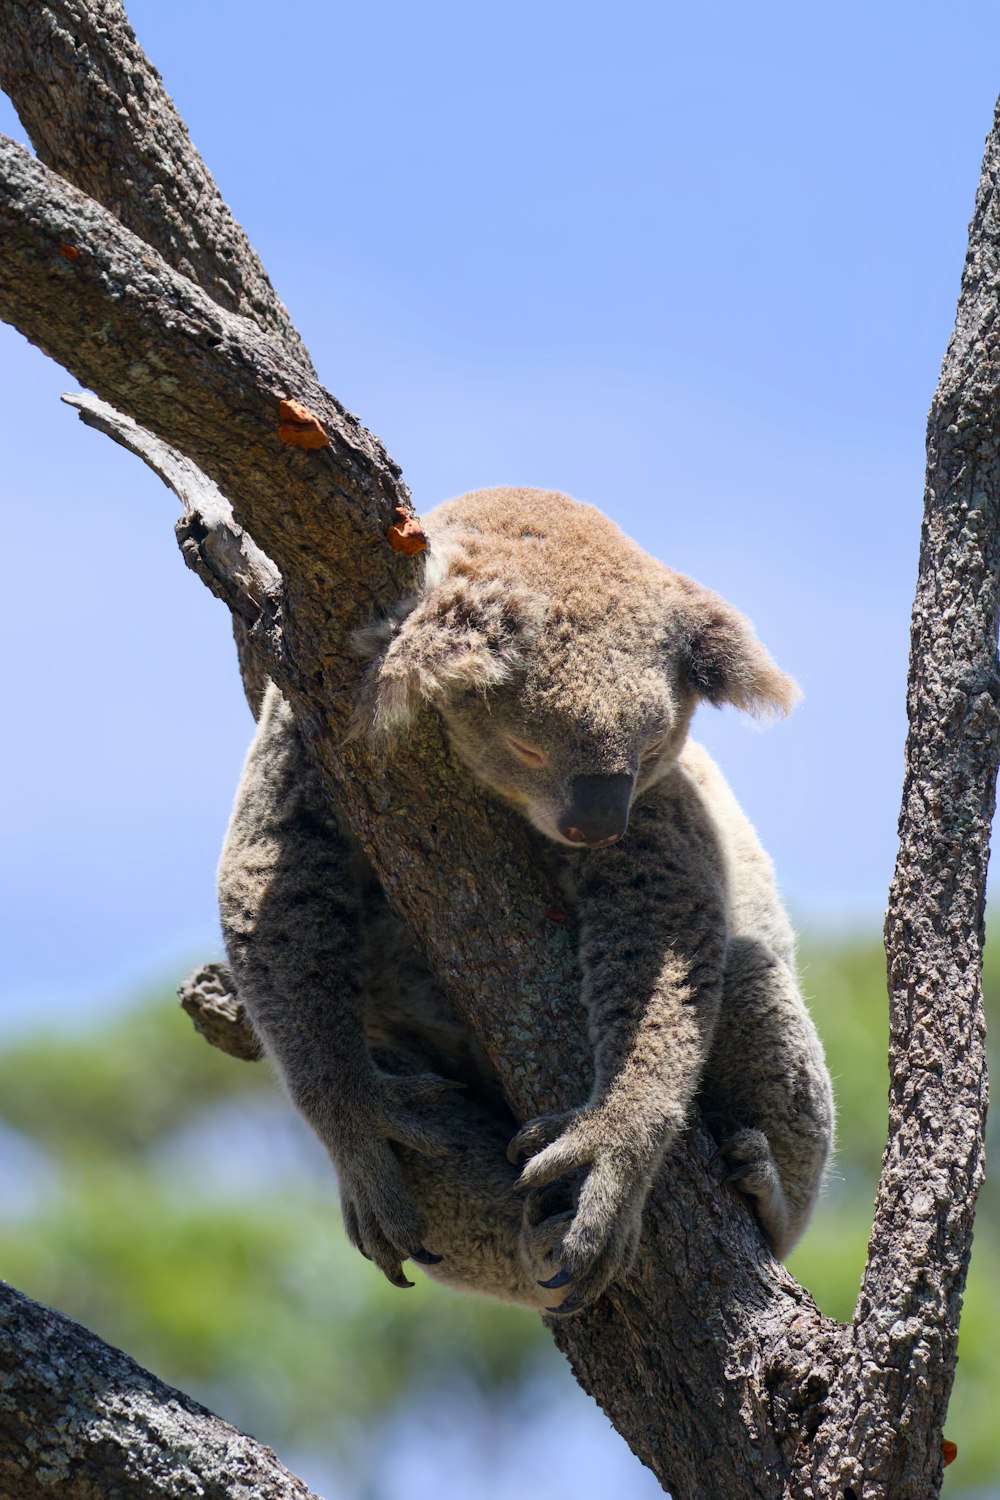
[0,1282,320,1500]
[0,4,996,1497]
[0,0,314,372]
[800,111,1000,1496]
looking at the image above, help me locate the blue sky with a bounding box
[3,0,1000,1030]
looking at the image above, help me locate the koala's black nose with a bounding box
[559,774,634,847]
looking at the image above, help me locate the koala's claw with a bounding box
[340,1190,419,1287]
[719,1128,779,1192]
[410,1247,444,1265]
[507,1109,583,1168]
[514,1111,609,1193]
[514,1109,649,1311]
[545,1296,583,1317]
[334,1070,466,1284]
[723,1162,757,1187]
[337,1145,429,1286]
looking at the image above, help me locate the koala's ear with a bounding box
[681,587,800,719]
[353,574,542,736]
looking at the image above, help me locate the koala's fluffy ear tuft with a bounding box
[682,588,800,719]
[352,574,542,736]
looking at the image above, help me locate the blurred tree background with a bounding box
[0,932,996,1498]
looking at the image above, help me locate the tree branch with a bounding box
[178,963,262,1063]
[0,1281,318,1500]
[2,0,314,709]
[807,107,1000,1496]
[63,391,282,711]
[0,0,314,372]
[0,134,408,621]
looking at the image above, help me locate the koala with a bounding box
[219,487,834,1314]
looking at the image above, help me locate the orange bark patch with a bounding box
[544,907,567,924]
[386,507,428,556]
[941,1440,958,1467]
[278,398,331,450]
[59,244,81,261]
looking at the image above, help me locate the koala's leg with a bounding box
[701,936,834,1258]
[389,1087,565,1310]
[219,684,461,1288]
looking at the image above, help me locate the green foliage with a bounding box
[0,938,996,1490]
[787,933,892,1323]
[0,997,267,1156]
[0,1161,545,1447]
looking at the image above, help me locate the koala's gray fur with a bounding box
[219,487,834,1314]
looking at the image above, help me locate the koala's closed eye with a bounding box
[506,736,548,768]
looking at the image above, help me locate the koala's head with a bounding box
[356,489,798,848]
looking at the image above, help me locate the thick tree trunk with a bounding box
[0,4,995,1496]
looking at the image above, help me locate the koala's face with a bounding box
[438,651,693,847]
[358,489,798,850]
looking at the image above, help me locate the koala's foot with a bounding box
[508,1109,647,1314]
[333,1071,462,1288]
[719,1126,791,1256]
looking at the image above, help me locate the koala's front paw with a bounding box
[335,1072,462,1289]
[508,1108,648,1314]
[718,1126,791,1257]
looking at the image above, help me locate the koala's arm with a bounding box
[586,808,725,1142]
[218,684,455,1287]
[510,775,727,1310]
